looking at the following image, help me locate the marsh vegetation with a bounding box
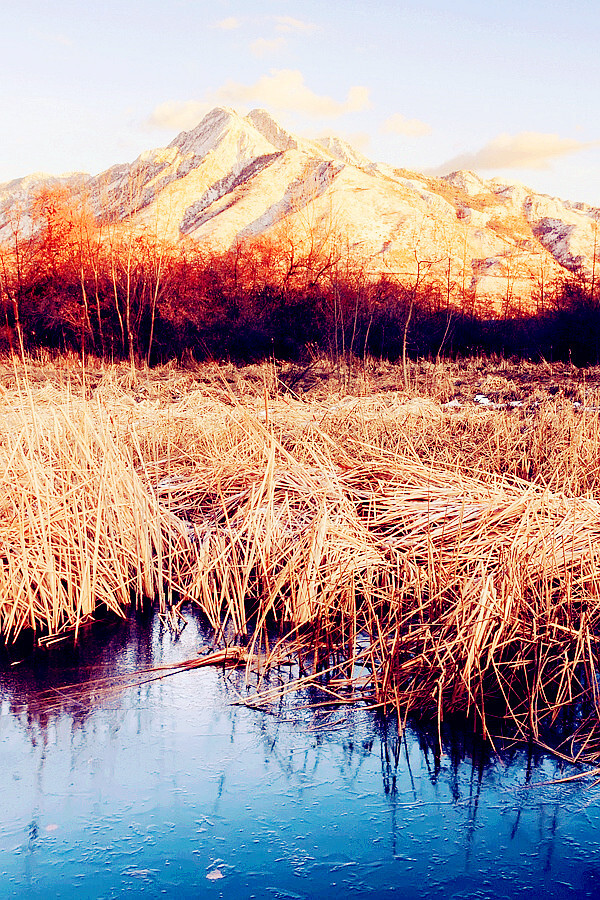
[3,187,600,765]
[2,354,600,769]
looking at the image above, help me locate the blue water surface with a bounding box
[1,611,600,900]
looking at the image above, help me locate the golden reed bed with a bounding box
[2,355,600,762]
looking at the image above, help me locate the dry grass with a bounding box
[3,353,600,761]
[0,363,193,641]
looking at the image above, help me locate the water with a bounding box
[1,610,600,899]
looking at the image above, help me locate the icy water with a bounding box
[2,611,600,900]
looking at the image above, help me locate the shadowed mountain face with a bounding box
[1,107,598,305]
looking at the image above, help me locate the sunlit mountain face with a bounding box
[1,107,598,311]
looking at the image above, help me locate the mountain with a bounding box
[0,171,89,244]
[1,107,598,308]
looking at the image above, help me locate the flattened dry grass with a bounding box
[3,354,600,758]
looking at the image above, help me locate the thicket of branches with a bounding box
[1,185,599,366]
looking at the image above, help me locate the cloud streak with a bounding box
[434,131,594,173]
[147,70,370,131]
[147,100,212,131]
[273,16,317,34]
[213,16,242,30]
[215,70,369,117]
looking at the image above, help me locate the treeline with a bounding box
[1,185,599,366]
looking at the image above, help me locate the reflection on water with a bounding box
[1,609,600,899]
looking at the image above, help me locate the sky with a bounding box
[1,0,599,205]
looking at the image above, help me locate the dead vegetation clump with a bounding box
[3,355,600,762]
[0,382,192,641]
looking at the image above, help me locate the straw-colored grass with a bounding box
[3,354,600,760]
[0,374,192,641]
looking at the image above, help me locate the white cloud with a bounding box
[382,113,431,138]
[250,37,286,58]
[435,131,593,173]
[213,16,242,30]
[213,70,369,118]
[146,100,212,131]
[146,70,371,133]
[273,16,317,34]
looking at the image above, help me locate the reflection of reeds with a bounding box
[6,645,247,723]
[3,358,600,760]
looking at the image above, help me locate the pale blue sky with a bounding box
[1,0,599,204]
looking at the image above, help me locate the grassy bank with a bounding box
[2,353,600,761]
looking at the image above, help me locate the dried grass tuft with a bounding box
[0,390,191,641]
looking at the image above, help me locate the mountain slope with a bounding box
[1,107,598,308]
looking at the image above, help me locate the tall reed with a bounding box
[3,356,600,760]
[0,376,191,640]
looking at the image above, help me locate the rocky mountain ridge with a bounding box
[1,107,598,308]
